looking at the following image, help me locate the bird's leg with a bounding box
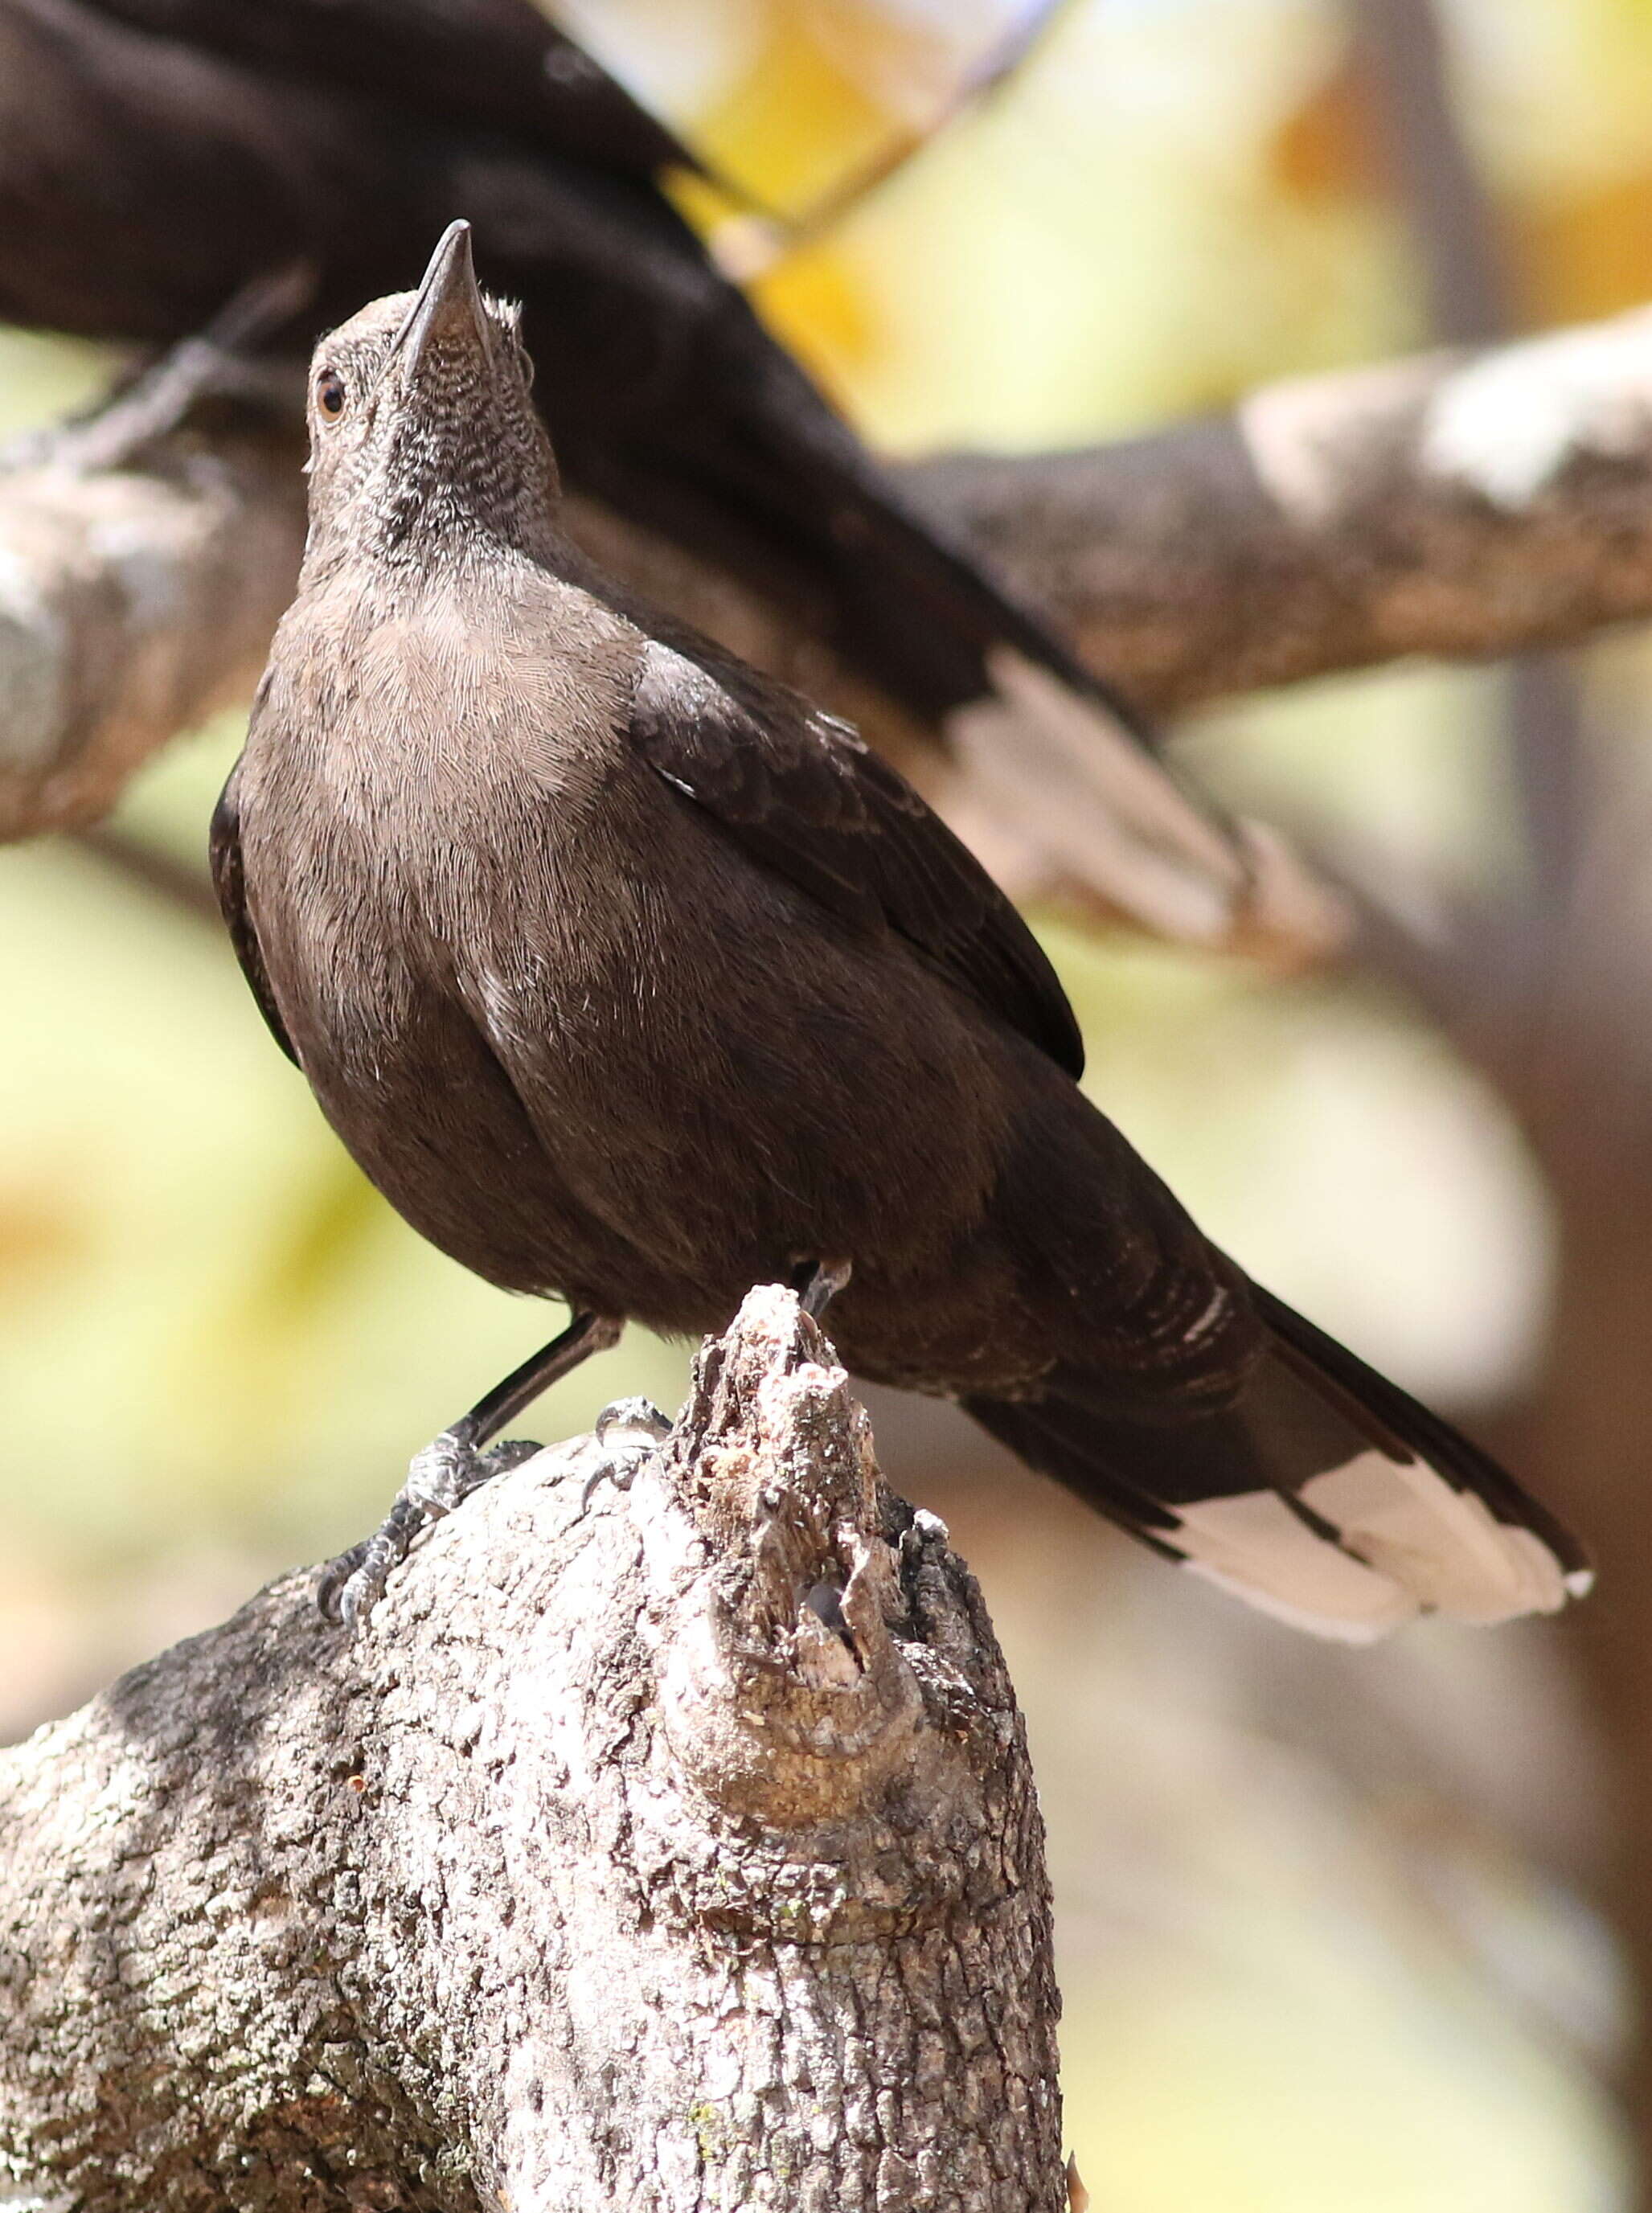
[2,260,313,473]
[319,1308,622,1629]
[404,1312,625,1517]
[794,1256,853,1320]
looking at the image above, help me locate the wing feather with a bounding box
[628,635,1085,1077]
[209,763,298,1068]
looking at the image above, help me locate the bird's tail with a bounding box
[963,1285,1590,1641]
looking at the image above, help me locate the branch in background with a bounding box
[68,820,223,924]
[1346,0,1505,346]
[1347,0,1592,985]
[0,1287,1064,2211]
[708,0,1071,281]
[909,305,1652,715]
[10,303,1652,843]
[1336,27,1652,2196]
[0,425,305,840]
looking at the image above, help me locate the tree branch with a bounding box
[10,301,1652,840]
[0,1287,1063,2212]
[1346,0,1506,346]
[908,306,1652,712]
[1346,0,1593,994]
[0,425,305,840]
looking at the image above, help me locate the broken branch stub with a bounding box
[0,1285,1064,2212]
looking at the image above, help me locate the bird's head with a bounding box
[300,221,559,573]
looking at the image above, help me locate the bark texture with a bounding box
[11,298,1652,838]
[0,1288,1063,2213]
[0,428,305,838]
[909,305,1652,710]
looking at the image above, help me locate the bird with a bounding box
[0,0,1326,953]
[211,223,1590,1637]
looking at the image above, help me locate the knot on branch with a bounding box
[630,1286,1016,1939]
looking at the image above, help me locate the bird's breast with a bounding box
[236,586,1012,1322]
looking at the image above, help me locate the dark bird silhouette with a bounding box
[0,0,1326,951]
[68,0,699,178]
[213,225,1589,1634]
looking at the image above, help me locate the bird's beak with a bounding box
[387,220,490,382]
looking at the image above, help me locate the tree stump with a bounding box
[0,1286,1065,2211]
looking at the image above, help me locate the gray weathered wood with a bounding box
[911,306,1652,712]
[0,1287,1064,2213]
[0,428,304,839]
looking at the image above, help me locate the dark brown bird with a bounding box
[0,0,1322,951]
[79,0,695,174]
[215,225,1589,1634]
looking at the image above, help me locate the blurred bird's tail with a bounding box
[963,1285,1591,1641]
[760,402,1343,961]
[563,311,1343,963]
[943,646,1344,961]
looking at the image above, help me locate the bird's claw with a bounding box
[317,1494,421,1632]
[597,1394,670,1447]
[318,1432,543,1629]
[580,1395,670,1510]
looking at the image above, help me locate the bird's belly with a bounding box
[449,891,1014,1335]
[289,973,610,1301]
[254,797,1012,1345]
[299,997,992,1345]
[479,1027,978,1325]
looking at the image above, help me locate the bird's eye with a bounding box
[315,369,348,422]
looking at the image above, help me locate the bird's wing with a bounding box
[209,762,298,1068]
[627,634,1086,1077]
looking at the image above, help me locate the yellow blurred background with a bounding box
[2,1,1648,2203]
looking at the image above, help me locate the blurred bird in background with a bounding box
[0,0,1338,957]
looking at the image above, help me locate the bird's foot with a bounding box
[405,1428,543,1518]
[318,1432,542,1631]
[579,1395,671,1510]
